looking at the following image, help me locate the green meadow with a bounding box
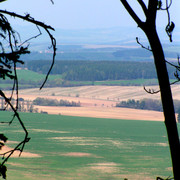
[17,69,62,82]
[0,69,160,89]
[1,112,179,179]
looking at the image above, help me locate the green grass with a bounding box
[0,69,63,89]
[94,79,158,86]
[1,112,179,179]
[17,69,46,82]
[68,79,159,86]
[17,69,62,82]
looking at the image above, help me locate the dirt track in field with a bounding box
[6,85,180,121]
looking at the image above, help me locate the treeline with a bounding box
[116,99,180,112]
[0,97,38,113]
[33,97,81,107]
[26,60,177,81]
[116,99,162,111]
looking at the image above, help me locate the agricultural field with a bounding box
[18,85,180,102]
[4,85,180,121]
[0,68,178,89]
[3,85,166,121]
[1,111,179,180]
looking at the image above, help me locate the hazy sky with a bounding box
[1,0,180,29]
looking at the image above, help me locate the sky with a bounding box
[1,0,180,30]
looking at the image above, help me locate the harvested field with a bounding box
[35,105,164,121]
[18,85,180,101]
[6,85,180,121]
[18,86,162,101]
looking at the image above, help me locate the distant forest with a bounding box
[26,60,177,81]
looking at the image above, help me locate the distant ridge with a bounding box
[12,25,180,61]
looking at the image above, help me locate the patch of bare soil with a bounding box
[60,152,95,157]
[30,129,69,134]
[51,136,105,147]
[89,162,120,173]
[0,146,41,158]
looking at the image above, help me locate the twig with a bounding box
[136,37,152,51]
[156,175,174,180]
[143,86,160,94]
[160,0,172,10]
[164,0,174,42]
[19,25,42,47]
[40,28,56,89]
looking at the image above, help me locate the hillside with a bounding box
[15,26,180,61]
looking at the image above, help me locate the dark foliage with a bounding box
[116,99,180,114]
[116,99,162,111]
[26,60,177,81]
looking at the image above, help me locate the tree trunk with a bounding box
[144,26,180,179]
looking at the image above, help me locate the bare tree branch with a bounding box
[0,5,56,178]
[120,0,144,27]
[50,0,54,4]
[0,9,57,89]
[136,37,152,51]
[137,0,148,17]
[143,86,160,94]
[0,10,55,31]
[40,28,56,89]
[19,25,42,47]
[0,90,30,167]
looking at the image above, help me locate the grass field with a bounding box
[17,69,62,82]
[1,112,179,180]
[0,69,160,90]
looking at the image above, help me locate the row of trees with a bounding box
[26,60,176,81]
[116,99,162,111]
[116,99,180,116]
[0,98,38,113]
[33,97,81,107]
